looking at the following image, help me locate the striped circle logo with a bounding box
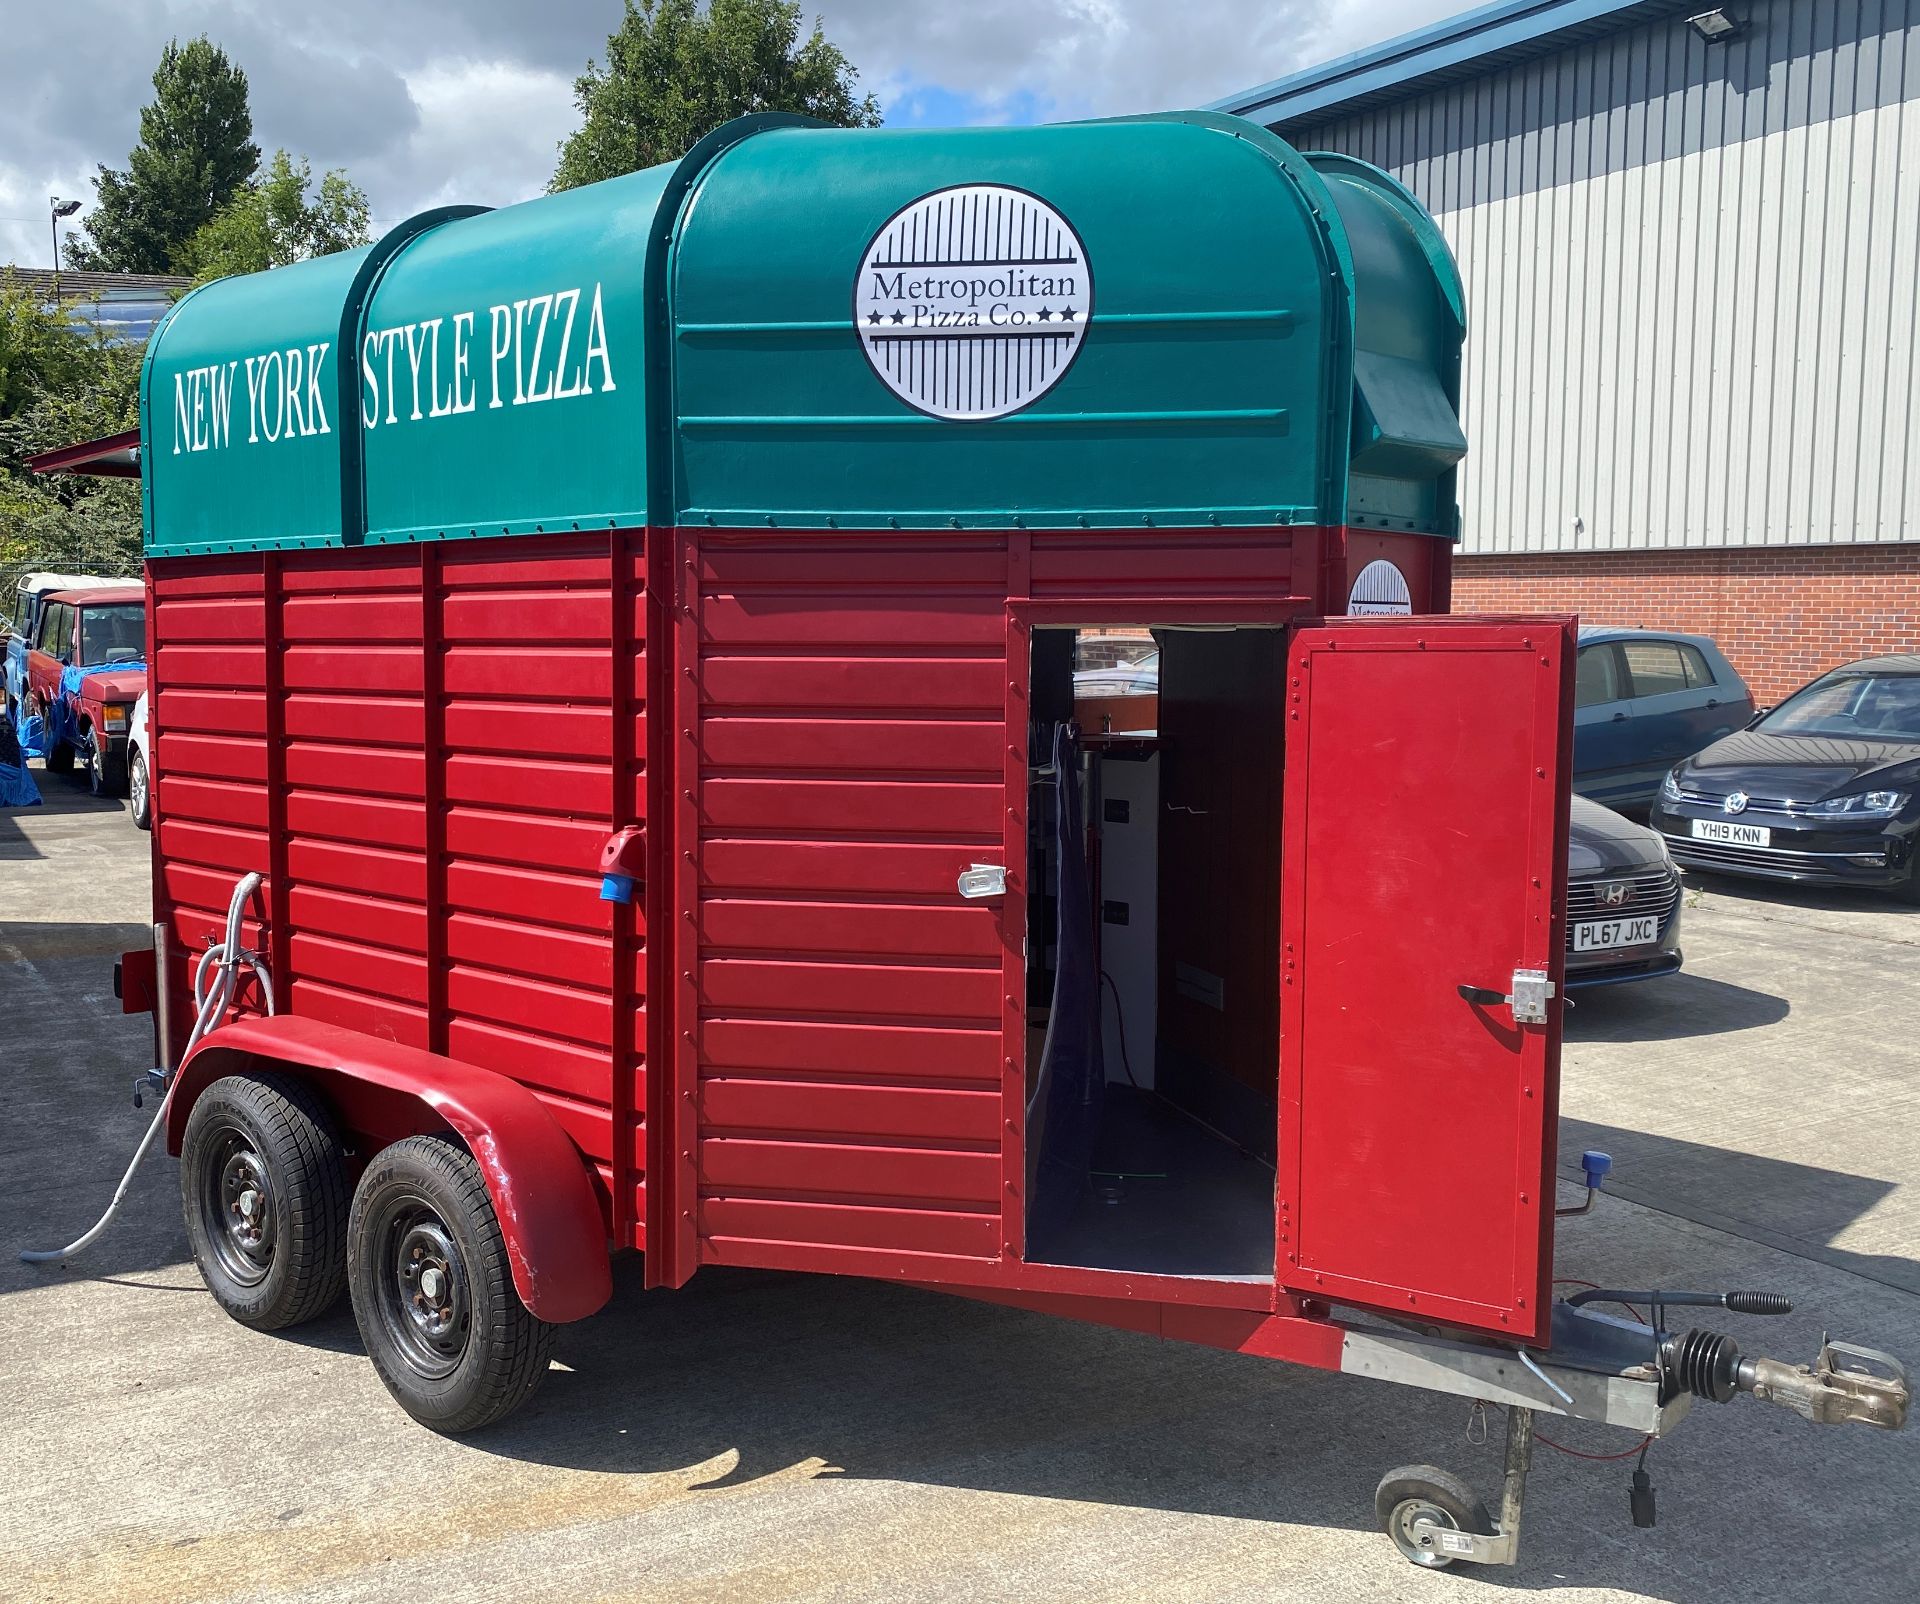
[855,185,1092,420]
[1348,559,1413,616]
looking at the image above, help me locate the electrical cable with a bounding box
[20,872,269,1264]
[1099,969,1141,1087]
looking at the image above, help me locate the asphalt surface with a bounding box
[2,771,1916,1604]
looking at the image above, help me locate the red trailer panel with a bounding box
[1279,618,1572,1343]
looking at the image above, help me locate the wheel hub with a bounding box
[201,1132,276,1286]
[382,1208,470,1378]
[1389,1499,1459,1568]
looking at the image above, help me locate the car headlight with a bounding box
[1806,790,1908,817]
[1660,769,1684,803]
[101,705,128,729]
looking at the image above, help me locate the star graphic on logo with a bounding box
[865,310,882,325]
[1036,306,1053,321]
[890,309,906,324]
[1060,306,1078,322]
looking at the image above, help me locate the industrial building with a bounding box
[1219,0,1920,700]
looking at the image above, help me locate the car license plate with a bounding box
[1572,916,1659,952]
[1691,818,1770,847]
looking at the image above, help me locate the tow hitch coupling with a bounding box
[1739,1340,1909,1431]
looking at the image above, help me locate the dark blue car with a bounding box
[1574,628,1753,812]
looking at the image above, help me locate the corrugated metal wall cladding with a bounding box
[1294,0,1920,554]
[699,1197,997,1258]
[686,534,1011,1268]
[444,860,612,935]
[149,537,647,1254]
[699,655,1003,712]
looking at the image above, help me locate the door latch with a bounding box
[1458,969,1555,1024]
[956,863,1007,899]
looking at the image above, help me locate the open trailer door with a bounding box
[1279,616,1573,1345]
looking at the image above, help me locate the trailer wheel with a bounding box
[1375,1466,1493,1569]
[347,1135,555,1434]
[180,1073,349,1330]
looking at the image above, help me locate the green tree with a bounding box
[67,36,260,274]
[0,279,144,578]
[175,151,373,284]
[552,0,880,191]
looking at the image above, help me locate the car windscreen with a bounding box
[78,604,145,666]
[1758,673,1920,741]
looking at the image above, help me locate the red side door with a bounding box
[1279,616,1573,1344]
[27,601,67,710]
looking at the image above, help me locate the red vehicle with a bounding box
[22,583,147,795]
[37,114,1903,1571]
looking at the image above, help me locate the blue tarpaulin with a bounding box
[0,717,40,808]
[33,660,144,761]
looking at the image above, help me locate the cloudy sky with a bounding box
[1,0,1463,271]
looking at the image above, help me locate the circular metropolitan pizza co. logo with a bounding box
[1348,559,1414,615]
[855,184,1092,420]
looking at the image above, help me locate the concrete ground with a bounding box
[2,772,1915,1604]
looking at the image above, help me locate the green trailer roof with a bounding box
[141,112,1464,558]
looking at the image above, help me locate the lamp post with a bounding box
[49,197,82,297]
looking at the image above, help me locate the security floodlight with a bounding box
[1686,10,1743,42]
[49,197,83,287]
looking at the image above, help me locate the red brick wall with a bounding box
[1453,545,1920,704]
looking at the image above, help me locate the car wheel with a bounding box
[89,737,127,797]
[43,711,74,773]
[1898,858,1920,907]
[348,1136,555,1434]
[129,749,152,829]
[180,1073,350,1330]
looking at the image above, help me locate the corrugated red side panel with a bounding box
[149,534,649,1244]
[685,534,1011,1269]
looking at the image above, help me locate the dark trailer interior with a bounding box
[1025,625,1286,1278]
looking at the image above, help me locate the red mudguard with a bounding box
[167,1014,613,1323]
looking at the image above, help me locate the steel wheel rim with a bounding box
[1389,1499,1459,1568]
[376,1197,470,1379]
[130,755,147,817]
[199,1126,276,1286]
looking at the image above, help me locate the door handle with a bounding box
[1458,969,1555,1025]
[1611,712,1629,723]
[956,863,1007,899]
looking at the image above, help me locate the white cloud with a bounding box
[0,0,1467,271]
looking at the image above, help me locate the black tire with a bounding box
[89,736,126,797]
[1375,1465,1494,1570]
[180,1073,350,1330]
[43,711,73,773]
[129,748,152,830]
[347,1135,555,1434]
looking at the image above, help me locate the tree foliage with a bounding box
[67,36,261,275]
[0,279,144,579]
[552,0,880,191]
[175,151,373,284]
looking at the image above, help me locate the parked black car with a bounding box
[1650,653,1920,901]
[1565,794,1684,990]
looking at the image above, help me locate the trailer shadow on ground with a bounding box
[1558,1117,1916,1297]
[345,1254,1902,1604]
